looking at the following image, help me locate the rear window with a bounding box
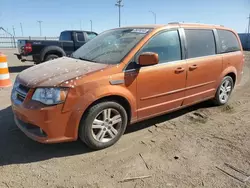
[86,32,97,40]
[59,32,72,41]
[217,30,241,53]
[185,29,216,58]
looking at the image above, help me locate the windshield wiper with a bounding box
[79,57,96,62]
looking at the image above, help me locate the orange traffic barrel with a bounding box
[0,53,12,88]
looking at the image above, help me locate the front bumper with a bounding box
[11,100,78,144]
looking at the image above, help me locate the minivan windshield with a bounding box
[71,28,151,64]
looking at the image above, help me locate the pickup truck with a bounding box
[15,30,98,64]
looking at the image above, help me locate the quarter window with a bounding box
[217,30,240,53]
[185,29,216,58]
[139,30,182,64]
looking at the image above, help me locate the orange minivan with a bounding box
[11,23,244,149]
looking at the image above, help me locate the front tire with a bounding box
[79,101,128,150]
[213,76,234,105]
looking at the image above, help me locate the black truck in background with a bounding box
[15,30,98,64]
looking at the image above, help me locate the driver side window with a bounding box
[138,30,182,64]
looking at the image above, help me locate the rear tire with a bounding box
[45,54,59,62]
[213,76,234,106]
[79,101,128,150]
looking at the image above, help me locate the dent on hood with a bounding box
[17,57,109,87]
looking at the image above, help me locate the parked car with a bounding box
[14,30,98,64]
[11,23,244,150]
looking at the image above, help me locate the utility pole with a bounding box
[115,0,123,27]
[149,11,156,24]
[80,20,82,30]
[90,20,92,31]
[37,20,42,36]
[12,26,16,36]
[247,13,250,35]
[20,23,23,36]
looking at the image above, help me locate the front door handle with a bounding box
[189,64,198,70]
[175,67,185,73]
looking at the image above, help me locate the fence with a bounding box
[0,36,59,48]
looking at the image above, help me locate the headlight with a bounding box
[32,88,68,105]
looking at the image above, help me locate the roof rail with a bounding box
[168,22,224,27]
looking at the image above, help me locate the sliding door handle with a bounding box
[175,67,185,73]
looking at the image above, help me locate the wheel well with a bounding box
[226,72,236,85]
[44,50,63,60]
[84,95,132,123]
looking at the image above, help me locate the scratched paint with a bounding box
[17,57,109,87]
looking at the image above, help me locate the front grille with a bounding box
[15,117,47,137]
[19,84,30,93]
[13,84,30,103]
[17,93,25,102]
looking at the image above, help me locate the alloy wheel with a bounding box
[219,79,232,103]
[91,108,122,143]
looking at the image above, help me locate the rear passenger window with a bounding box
[59,32,72,41]
[76,32,85,41]
[185,29,216,58]
[217,30,240,53]
[139,30,181,64]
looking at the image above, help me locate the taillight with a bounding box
[24,43,32,54]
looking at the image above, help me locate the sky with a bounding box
[0,0,250,37]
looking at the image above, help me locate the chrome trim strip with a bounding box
[141,81,215,101]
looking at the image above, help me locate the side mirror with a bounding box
[138,52,159,66]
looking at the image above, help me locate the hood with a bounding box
[17,57,109,87]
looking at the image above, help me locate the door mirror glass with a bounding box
[138,52,159,66]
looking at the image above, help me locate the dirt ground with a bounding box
[0,49,250,188]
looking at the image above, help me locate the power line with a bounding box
[0,27,13,37]
[115,0,123,27]
[37,20,42,36]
